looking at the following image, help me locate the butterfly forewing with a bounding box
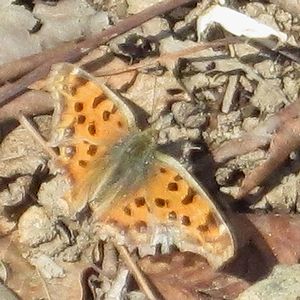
[48,63,137,212]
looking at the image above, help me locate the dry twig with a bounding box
[214,99,300,163]
[94,37,241,76]
[0,91,53,123]
[238,118,300,198]
[0,0,196,107]
[17,114,57,159]
[0,38,241,123]
[213,97,300,198]
[114,243,159,300]
[0,42,75,85]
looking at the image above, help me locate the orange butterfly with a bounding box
[47,63,235,268]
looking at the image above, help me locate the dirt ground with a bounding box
[0,0,300,299]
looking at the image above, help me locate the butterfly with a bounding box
[47,63,235,268]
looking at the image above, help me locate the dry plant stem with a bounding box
[114,243,158,300]
[0,91,53,123]
[0,0,195,107]
[94,37,241,77]
[0,42,75,85]
[214,98,300,163]
[0,40,238,123]
[213,97,300,198]
[17,114,57,160]
[238,119,300,198]
[36,269,52,300]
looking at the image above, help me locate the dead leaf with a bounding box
[0,232,91,299]
[139,213,300,299]
[139,252,249,300]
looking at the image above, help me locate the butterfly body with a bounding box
[47,63,236,268]
[88,129,158,213]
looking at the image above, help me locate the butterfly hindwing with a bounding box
[97,153,235,268]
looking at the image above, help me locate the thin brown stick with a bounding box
[114,243,158,300]
[0,90,53,123]
[17,114,57,160]
[213,97,300,163]
[0,39,240,123]
[0,42,75,85]
[0,0,196,107]
[94,37,241,77]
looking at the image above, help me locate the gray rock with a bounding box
[19,206,56,247]
[171,101,206,128]
[30,254,64,279]
[0,116,51,178]
[0,175,32,207]
[33,0,109,48]
[238,264,300,300]
[0,1,41,64]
